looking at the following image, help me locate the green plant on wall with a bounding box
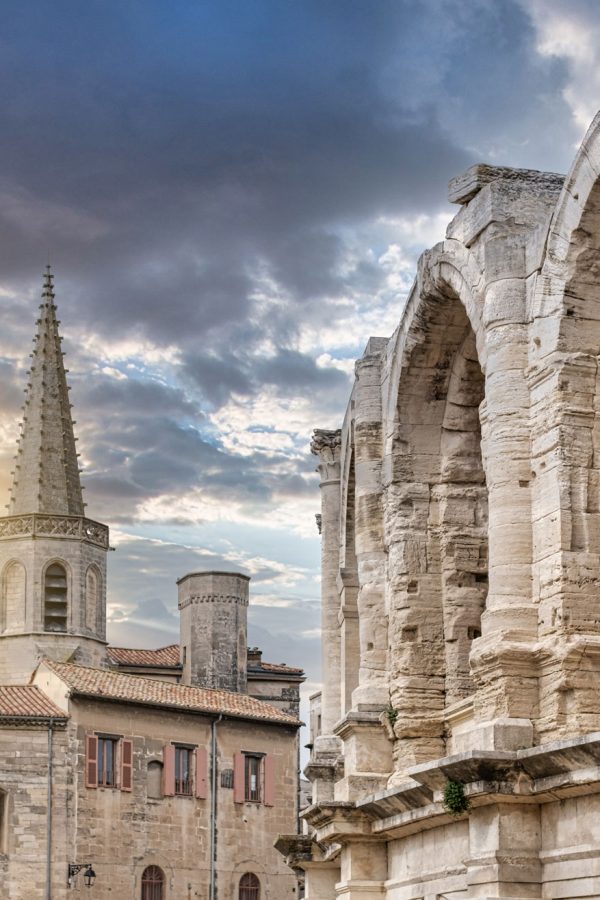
[442,780,470,817]
[385,702,398,727]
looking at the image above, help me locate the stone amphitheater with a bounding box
[278,111,600,898]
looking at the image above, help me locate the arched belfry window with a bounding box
[44,563,68,632]
[141,866,165,900]
[239,873,260,900]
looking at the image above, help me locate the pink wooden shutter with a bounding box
[264,755,275,806]
[120,739,133,792]
[163,744,176,797]
[85,734,98,789]
[195,747,207,799]
[233,752,245,803]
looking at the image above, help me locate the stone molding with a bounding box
[0,513,109,549]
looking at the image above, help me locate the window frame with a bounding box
[239,872,260,900]
[141,864,165,900]
[174,745,193,796]
[244,753,263,803]
[97,735,119,788]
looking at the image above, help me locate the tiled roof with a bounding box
[0,685,67,720]
[248,661,304,675]
[107,644,181,667]
[43,659,299,726]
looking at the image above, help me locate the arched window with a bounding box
[141,866,164,900]
[239,873,260,900]
[85,567,99,632]
[44,563,68,632]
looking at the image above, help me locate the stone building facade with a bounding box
[278,112,600,898]
[0,268,304,899]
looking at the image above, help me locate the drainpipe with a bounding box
[209,714,223,900]
[46,717,55,900]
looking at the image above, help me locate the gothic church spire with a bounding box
[8,266,84,516]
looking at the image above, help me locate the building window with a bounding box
[245,754,262,802]
[239,872,260,900]
[141,865,165,900]
[44,563,67,632]
[175,746,193,795]
[98,737,118,787]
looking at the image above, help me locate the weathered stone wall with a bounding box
[294,107,600,900]
[0,722,69,900]
[179,571,248,694]
[0,698,298,900]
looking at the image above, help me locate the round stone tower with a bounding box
[177,570,249,693]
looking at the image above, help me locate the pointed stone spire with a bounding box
[8,266,84,516]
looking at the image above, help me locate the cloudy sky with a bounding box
[0,0,596,718]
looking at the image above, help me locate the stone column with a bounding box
[466,802,541,898]
[336,842,386,898]
[351,344,389,711]
[469,279,539,731]
[311,429,343,742]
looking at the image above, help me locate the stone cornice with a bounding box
[0,513,109,549]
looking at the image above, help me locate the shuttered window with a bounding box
[162,744,207,799]
[85,734,133,791]
[233,753,275,806]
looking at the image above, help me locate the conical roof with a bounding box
[8,267,84,516]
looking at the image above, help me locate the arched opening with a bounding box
[141,865,165,900]
[388,287,487,767]
[147,760,163,800]
[2,561,25,632]
[239,872,260,900]
[85,566,99,633]
[44,563,68,633]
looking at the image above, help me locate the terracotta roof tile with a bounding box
[250,661,304,675]
[107,644,181,667]
[0,685,67,719]
[43,659,299,726]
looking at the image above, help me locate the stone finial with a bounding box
[7,267,85,517]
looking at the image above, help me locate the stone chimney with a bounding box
[178,571,249,693]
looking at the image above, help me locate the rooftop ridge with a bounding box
[7,266,84,516]
[40,658,301,726]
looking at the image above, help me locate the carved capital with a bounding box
[311,429,342,484]
[310,429,342,461]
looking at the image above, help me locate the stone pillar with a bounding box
[336,842,386,898]
[178,570,248,693]
[351,343,388,711]
[470,279,538,730]
[311,430,343,740]
[338,569,359,714]
[466,802,541,898]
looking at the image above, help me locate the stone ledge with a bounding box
[448,164,565,205]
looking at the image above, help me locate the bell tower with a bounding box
[0,267,109,683]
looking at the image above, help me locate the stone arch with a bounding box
[385,247,488,770]
[230,858,266,899]
[529,112,600,737]
[1,560,26,633]
[85,564,101,634]
[42,559,70,633]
